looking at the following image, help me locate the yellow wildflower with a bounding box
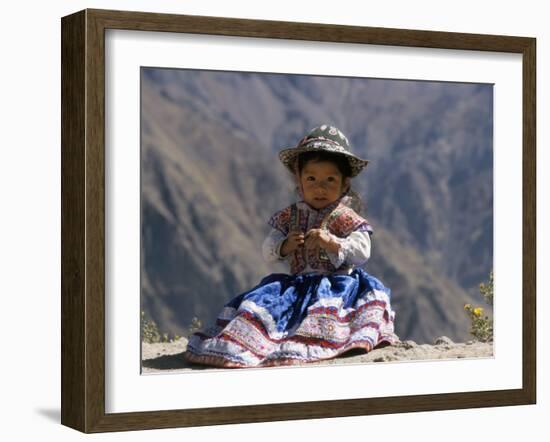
[473,307,484,317]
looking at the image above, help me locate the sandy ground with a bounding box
[141,336,493,374]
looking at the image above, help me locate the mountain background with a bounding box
[140,67,493,344]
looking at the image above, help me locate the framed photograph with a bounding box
[61,8,536,433]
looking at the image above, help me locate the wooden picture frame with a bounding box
[61,8,536,433]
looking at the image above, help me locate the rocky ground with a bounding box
[141,336,493,373]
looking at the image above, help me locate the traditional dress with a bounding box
[184,195,398,368]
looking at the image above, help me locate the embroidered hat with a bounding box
[279,124,369,177]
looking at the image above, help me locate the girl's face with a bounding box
[299,160,350,210]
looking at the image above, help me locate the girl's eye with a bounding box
[306,176,315,181]
[327,177,337,182]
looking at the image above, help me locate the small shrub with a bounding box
[187,317,203,336]
[479,270,494,306]
[141,311,161,343]
[464,271,494,342]
[141,312,204,343]
[141,311,182,343]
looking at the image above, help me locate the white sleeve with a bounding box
[262,229,288,263]
[326,230,372,268]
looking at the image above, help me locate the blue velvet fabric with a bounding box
[226,268,391,334]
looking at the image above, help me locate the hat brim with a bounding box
[279,145,369,178]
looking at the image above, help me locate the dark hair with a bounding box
[296,151,352,178]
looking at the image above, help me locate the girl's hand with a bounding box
[280,231,305,257]
[304,229,340,254]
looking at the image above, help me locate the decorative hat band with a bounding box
[298,136,347,152]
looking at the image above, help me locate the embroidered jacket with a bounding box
[263,198,373,275]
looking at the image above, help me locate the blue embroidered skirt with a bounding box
[184,268,398,368]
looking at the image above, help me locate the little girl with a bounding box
[184,124,398,368]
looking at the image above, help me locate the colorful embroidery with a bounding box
[268,206,292,235]
[186,284,397,368]
[269,201,372,274]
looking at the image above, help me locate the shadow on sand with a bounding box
[142,352,209,371]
